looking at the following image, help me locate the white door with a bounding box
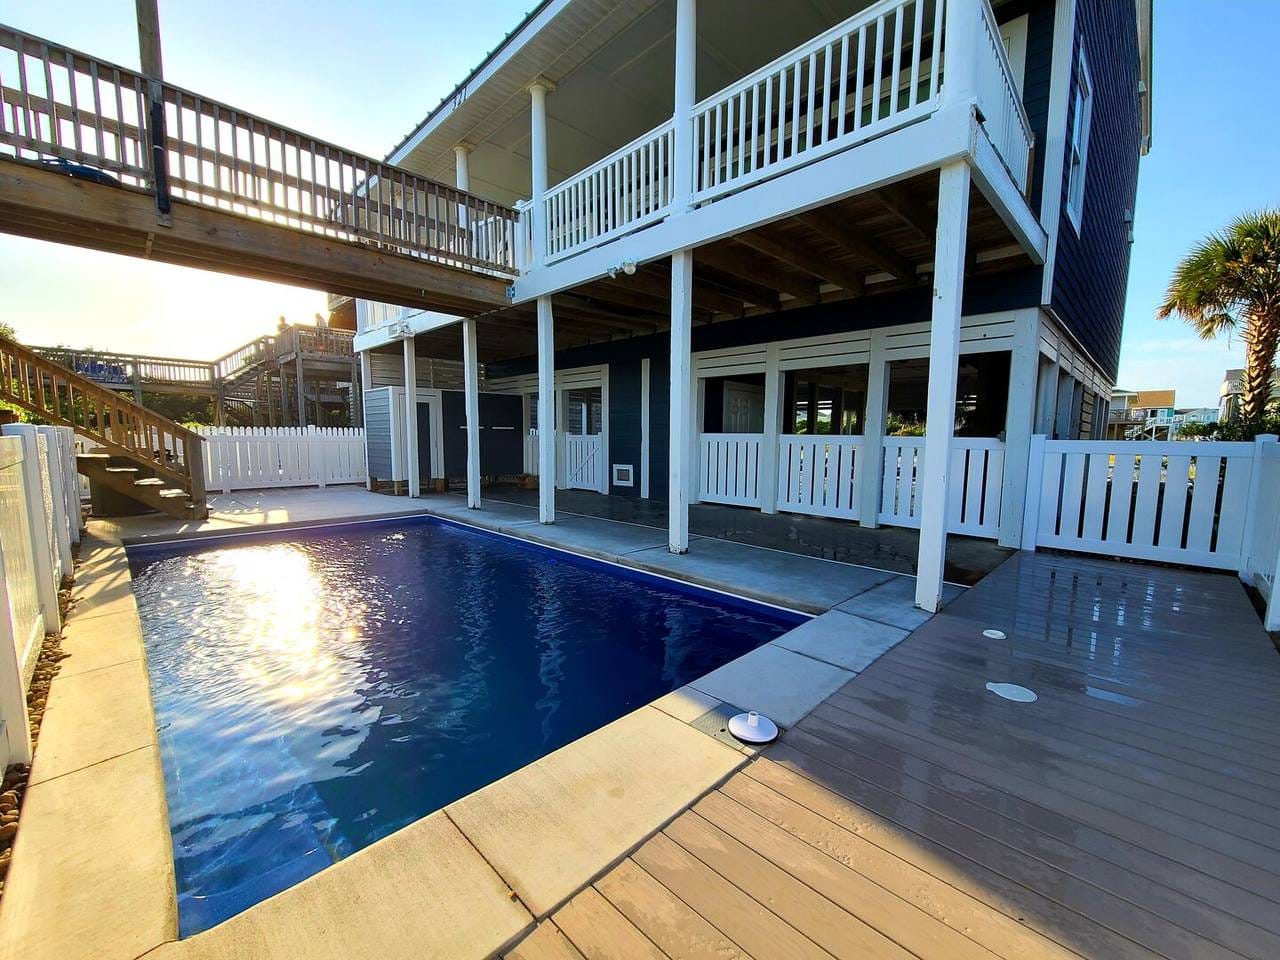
[723,382,765,433]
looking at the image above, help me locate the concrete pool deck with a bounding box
[0,487,959,960]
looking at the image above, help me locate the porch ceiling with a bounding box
[439,170,1034,364]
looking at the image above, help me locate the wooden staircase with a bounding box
[0,335,208,520]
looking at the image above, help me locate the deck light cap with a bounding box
[985,682,1037,703]
[728,710,778,744]
[982,628,1007,640]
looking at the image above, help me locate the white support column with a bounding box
[359,350,374,490]
[669,249,695,553]
[759,342,783,514]
[942,0,981,107]
[528,82,551,266]
[536,297,556,523]
[672,0,697,212]
[640,357,651,499]
[403,336,420,498]
[462,317,482,509]
[999,311,1039,547]
[454,143,471,191]
[915,161,971,613]
[859,330,889,527]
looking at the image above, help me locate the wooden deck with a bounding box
[505,552,1280,960]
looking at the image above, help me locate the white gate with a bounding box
[776,436,863,520]
[1025,437,1256,570]
[564,434,604,492]
[698,434,763,507]
[199,427,367,492]
[879,437,1005,537]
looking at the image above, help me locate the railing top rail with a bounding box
[547,119,675,197]
[1042,437,1256,455]
[0,22,511,219]
[30,345,214,368]
[691,0,908,113]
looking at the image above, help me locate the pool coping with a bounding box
[0,500,948,960]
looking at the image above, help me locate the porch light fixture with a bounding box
[985,682,1037,703]
[728,710,778,744]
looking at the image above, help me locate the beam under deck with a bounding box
[0,162,512,316]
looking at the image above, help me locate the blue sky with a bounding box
[2,0,1276,406]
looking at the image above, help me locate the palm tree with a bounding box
[1157,210,1280,422]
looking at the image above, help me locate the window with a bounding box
[1065,45,1093,232]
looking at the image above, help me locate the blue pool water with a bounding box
[128,516,803,935]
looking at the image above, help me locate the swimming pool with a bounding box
[128,516,803,935]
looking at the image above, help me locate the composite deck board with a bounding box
[842,662,1280,811]
[504,553,1280,959]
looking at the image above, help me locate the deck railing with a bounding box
[974,0,1033,193]
[522,0,1034,268]
[31,346,215,389]
[698,433,764,507]
[693,0,943,204]
[0,24,519,275]
[544,120,674,263]
[777,435,864,521]
[213,337,275,383]
[879,435,1004,537]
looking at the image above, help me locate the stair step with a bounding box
[77,452,110,461]
[133,477,164,487]
[105,466,139,474]
[158,488,188,498]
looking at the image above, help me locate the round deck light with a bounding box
[728,710,778,744]
[985,682,1037,703]
[983,628,1007,640]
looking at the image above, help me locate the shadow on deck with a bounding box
[508,550,1280,960]
[484,485,1013,586]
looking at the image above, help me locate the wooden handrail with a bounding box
[0,334,205,502]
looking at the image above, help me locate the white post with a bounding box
[528,81,551,266]
[999,312,1039,546]
[537,297,556,523]
[915,161,971,613]
[462,317,482,509]
[2,425,60,633]
[942,0,980,108]
[1022,434,1047,550]
[454,143,471,191]
[35,426,72,577]
[672,0,697,212]
[359,350,374,490]
[0,547,33,764]
[670,249,695,553]
[640,357,651,499]
[403,335,420,498]
[759,342,783,514]
[859,330,889,527]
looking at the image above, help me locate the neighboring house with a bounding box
[1220,367,1280,421]
[352,0,1153,609]
[1106,387,1176,439]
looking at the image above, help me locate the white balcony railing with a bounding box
[544,120,675,263]
[975,0,1034,193]
[693,0,942,204]
[528,0,1033,268]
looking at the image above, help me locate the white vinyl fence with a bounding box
[878,437,1005,538]
[777,435,863,520]
[562,434,605,493]
[197,427,366,493]
[1023,434,1280,629]
[0,424,78,769]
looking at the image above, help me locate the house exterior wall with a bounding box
[1047,0,1142,380]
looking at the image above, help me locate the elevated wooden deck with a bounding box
[508,552,1280,960]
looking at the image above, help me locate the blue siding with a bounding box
[364,390,393,479]
[1049,0,1142,379]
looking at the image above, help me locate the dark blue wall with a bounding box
[491,268,1041,499]
[1048,0,1141,379]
